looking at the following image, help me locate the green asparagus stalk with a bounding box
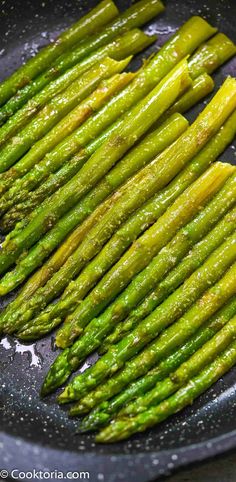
[0,59,191,273]
[0,55,132,174]
[58,257,236,404]
[0,16,216,192]
[188,33,236,79]
[0,0,163,116]
[38,165,234,395]
[76,297,236,428]
[0,115,189,316]
[18,164,234,343]
[0,29,153,147]
[101,206,236,351]
[96,338,236,442]
[158,73,214,123]
[119,314,236,417]
[0,0,119,106]
[0,71,135,229]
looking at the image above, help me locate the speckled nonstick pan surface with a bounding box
[0,1,236,481]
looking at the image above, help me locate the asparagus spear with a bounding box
[0,0,164,115]
[0,29,153,147]
[0,59,191,274]
[0,16,216,192]
[188,33,236,79]
[119,314,236,417]
[0,0,119,106]
[0,71,134,228]
[101,206,236,351]
[96,338,236,442]
[0,55,133,174]
[38,165,234,395]
[77,298,236,427]
[58,257,236,404]
[18,164,234,343]
[158,73,214,123]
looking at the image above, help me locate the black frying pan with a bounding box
[0,1,236,481]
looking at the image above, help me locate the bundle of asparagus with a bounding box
[0,0,236,444]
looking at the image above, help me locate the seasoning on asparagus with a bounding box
[0,59,191,274]
[96,339,236,442]
[0,0,119,105]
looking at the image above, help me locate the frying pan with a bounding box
[0,0,236,480]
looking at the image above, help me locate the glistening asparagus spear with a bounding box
[18,164,234,343]
[0,29,153,146]
[0,59,191,274]
[0,0,119,105]
[58,259,236,405]
[158,73,214,123]
[73,287,236,418]
[77,298,236,428]
[0,16,216,191]
[101,206,236,351]
[0,0,163,115]
[0,55,132,174]
[120,314,236,417]
[38,166,234,395]
[97,338,236,442]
